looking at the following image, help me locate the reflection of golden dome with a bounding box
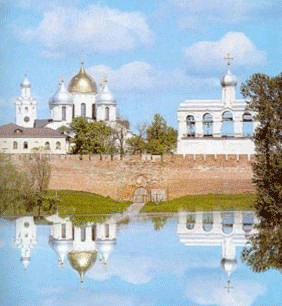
[68,63,97,94]
[68,251,97,282]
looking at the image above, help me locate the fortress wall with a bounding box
[45,154,255,200]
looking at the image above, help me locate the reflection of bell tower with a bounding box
[15,216,37,270]
[177,211,257,291]
[16,74,37,128]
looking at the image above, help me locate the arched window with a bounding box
[81,103,86,117]
[13,141,18,150]
[186,214,196,230]
[23,141,28,149]
[61,224,66,239]
[92,225,96,241]
[242,112,253,137]
[45,141,50,150]
[242,213,254,233]
[105,107,110,121]
[203,212,213,232]
[62,106,66,121]
[56,141,61,150]
[81,227,86,242]
[222,111,234,137]
[222,212,234,234]
[203,113,213,137]
[105,224,110,238]
[72,104,75,118]
[186,115,195,137]
[92,104,96,120]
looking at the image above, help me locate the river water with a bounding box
[0,211,281,306]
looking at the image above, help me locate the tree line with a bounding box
[70,113,177,160]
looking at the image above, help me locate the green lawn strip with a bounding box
[142,193,256,213]
[53,190,132,217]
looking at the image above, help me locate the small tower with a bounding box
[221,53,237,107]
[49,78,73,124]
[15,216,37,270]
[96,78,117,123]
[16,74,37,128]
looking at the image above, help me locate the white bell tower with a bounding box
[16,74,37,128]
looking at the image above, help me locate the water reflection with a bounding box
[177,211,258,292]
[1,210,282,306]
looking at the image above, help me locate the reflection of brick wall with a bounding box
[43,154,254,200]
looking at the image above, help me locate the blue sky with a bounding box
[1,0,282,130]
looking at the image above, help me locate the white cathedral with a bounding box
[0,61,120,154]
[177,55,258,156]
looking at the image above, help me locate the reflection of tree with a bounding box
[241,220,282,272]
[151,216,168,231]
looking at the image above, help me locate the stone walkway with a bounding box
[108,201,145,223]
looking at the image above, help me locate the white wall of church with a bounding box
[0,137,67,154]
[72,94,96,119]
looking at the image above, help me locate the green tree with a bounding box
[241,73,282,273]
[241,73,282,224]
[146,114,177,158]
[126,135,146,154]
[0,154,29,216]
[71,117,111,160]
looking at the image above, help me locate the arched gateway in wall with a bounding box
[133,187,149,203]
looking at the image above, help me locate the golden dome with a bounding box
[68,251,97,282]
[68,63,97,94]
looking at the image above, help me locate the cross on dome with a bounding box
[224,53,233,67]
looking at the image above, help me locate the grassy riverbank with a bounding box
[56,190,132,216]
[142,193,256,213]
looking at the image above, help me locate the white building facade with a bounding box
[177,58,258,155]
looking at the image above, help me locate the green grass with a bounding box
[55,190,131,216]
[142,193,256,213]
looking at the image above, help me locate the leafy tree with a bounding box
[126,135,146,154]
[241,73,282,272]
[0,154,29,216]
[150,216,168,231]
[146,114,177,158]
[71,117,111,160]
[241,73,282,224]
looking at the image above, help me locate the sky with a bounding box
[1,0,282,130]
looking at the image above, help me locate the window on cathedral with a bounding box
[25,106,28,112]
[56,142,61,150]
[81,103,86,117]
[61,224,66,239]
[72,104,75,118]
[23,142,28,149]
[45,142,50,150]
[105,107,110,121]
[203,113,213,137]
[186,115,195,137]
[62,106,66,121]
[92,225,96,241]
[243,112,253,137]
[92,104,96,120]
[222,111,234,137]
[13,141,18,150]
[81,227,86,242]
[105,224,110,238]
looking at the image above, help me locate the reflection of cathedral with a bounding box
[15,216,37,270]
[177,211,258,290]
[14,214,117,283]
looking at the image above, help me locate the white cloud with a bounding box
[169,0,253,28]
[14,5,154,57]
[184,32,266,73]
[90,61,218,93]
[185,272,266,306]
